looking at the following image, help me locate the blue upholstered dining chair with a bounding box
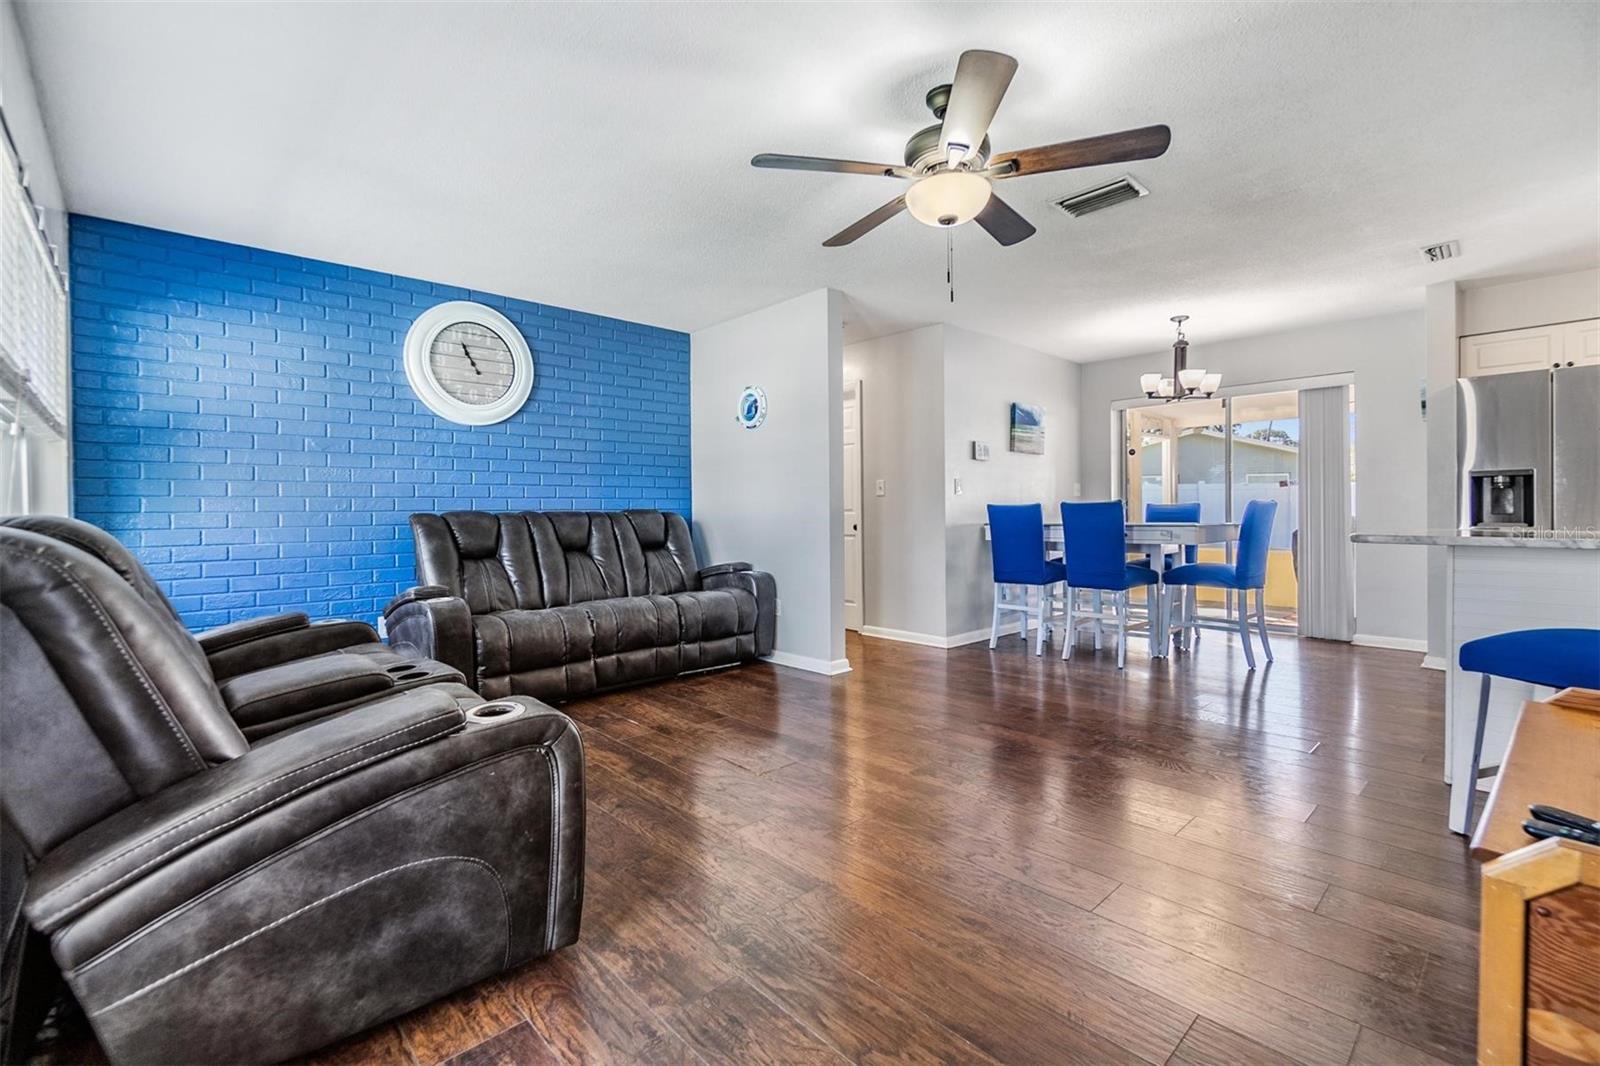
[1144,502,1202,567]
[1161,498,1278,669]
[1059,501,1159,670]
[1145,502,1202,650]
[987,503,1067,656]
[1454,627,1600,833]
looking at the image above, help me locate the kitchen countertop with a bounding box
[1351,531,1600,549]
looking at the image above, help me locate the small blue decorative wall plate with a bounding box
[736,385,768,429]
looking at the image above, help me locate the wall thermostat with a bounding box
[972,441,990,461]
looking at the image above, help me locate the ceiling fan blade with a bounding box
[987,124,1172,178]
[939,50,1018,166]
[822,195,907,247]
[973,192,1036,247]
[752,153,911,178]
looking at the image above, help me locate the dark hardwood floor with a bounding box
[35,630,1477,1065]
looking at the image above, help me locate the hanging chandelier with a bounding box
[1140,315,1221,402]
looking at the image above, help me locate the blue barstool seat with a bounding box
[1454,628,1600,834]
[1060,501,1158,670]
[1162,498,1278,669]
[988,503,1067,656]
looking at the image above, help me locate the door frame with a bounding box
[842,378,865,632]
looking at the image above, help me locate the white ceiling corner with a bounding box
[15,1,1599,362]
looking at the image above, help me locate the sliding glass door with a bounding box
[1121,385,1344,633]
[1227,391,1300,628]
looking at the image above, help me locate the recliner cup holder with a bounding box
[394,670,430,682]
[466,701,525,724]
[385,663,415,673]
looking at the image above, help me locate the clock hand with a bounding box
[461,341,483,375]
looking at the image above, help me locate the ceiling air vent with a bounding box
[1052,175,1149,218]
[1420,240,1461,263]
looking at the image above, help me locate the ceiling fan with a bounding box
[752,49,1171,248]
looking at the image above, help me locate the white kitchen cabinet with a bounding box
[1459,318,1600,377]
[1564,319,1600,367]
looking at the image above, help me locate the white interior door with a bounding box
[842,380,864,631]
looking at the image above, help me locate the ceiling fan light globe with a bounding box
[1139,373,1163,396]
[1178,368,1206,392]
[905,170,992,228]
[1201,373,1223,394]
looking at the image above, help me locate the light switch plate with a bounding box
[875,479,886,496]
[953,477,963,496]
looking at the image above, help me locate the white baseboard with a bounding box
[1352,633,1429,654]
[859,625,993,650]
[764,650,852,675]
[859,625,946,648]
[1420,654,1446,672]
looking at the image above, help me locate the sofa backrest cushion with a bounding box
[410,510,701,612]
[0,514,213,680]
[617,510,702,596]
[527,512,628,606]
[413,512,541,614]
[0,529,248,855]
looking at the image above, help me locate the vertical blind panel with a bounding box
[1297,385,1355,640]
[0,131,68,429]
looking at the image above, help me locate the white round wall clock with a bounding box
[402,301,535,425]
[736,385,768,429]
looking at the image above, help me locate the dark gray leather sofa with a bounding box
[388,509,776,701]
[0,526,584,1064]
[1,515,466,740]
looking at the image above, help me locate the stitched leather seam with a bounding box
[0,544,205,772]
[84,856,510,1015]
[33,712,459,924]
[541,744,560,953]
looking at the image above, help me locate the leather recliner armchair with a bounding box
[0,527,584,1064]
[1,516,466,740]
[386,509,777,701]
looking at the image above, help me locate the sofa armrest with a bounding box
[217,654,397,730]
[702,567,777,657]
[24,687,467,933]
[195,612,310,654]
[697,561,752,580]
[383,587,475,681]
[383,584,453,613]
[203,618,382,683]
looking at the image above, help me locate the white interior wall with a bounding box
[691,288,846,674]
[1458,267,1600,336]
[841,326,947,641]
[1077,311,1428,647]
[842,323,1083,644]
[942,326,1082,640]
[1,0,70,515]
[1423,282,1461,663]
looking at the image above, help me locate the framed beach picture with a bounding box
[1009,402,1044,454]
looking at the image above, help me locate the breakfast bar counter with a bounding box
[1351,531,1600,833]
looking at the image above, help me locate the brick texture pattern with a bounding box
[70,216,690,629]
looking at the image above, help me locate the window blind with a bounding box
[0,120,68,436]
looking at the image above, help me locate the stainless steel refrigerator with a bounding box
[1457,365,1599,534]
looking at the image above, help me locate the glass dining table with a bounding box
[984,520,1240,659]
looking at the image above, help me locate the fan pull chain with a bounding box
[946,229,955,303]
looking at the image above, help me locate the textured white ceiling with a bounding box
[16,1,1599,361]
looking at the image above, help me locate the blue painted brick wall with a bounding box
[70,215,691,630]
